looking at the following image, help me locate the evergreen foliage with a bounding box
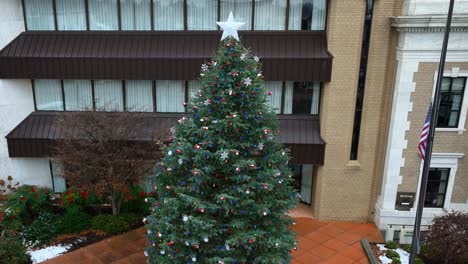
[145,38,298,263]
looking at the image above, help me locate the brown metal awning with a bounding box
[6,112,325,164]
[0,31,332,81]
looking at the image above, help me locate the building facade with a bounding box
[375,0,468,241]
[0,0,399,222]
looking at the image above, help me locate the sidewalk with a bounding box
[44,218,383,264]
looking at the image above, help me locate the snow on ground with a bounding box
[28,244,71,263]
[377,244,410,264]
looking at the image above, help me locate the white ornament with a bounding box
[220,151,229,160]
[158,232,162,237]
[201,64,208,71]
[275,243,279,247]
[243,77,252,86]
[147,229,151,234]
[182,215,189,222]
[258,142,264,150]
[204,99,211,106]
[178,158,183,165]
[263,211,267,216]
[246,189,250,194]
[213,120,218,124]
[144,251,148,257]
[168,150,173,156]
[229,89,233,96]
[216,12,245,41]
[160,250,165,255]
[204,237,209,242]
[226,244,230,251]
[240,53,247,60]
[192,257,197,262]
[185,241,189,246]
[253,56,259,62]
[144,198,148,203]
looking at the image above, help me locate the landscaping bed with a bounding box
[0,182,153,263]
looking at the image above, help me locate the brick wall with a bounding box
[314,0,401,221]
[400,62,468,204]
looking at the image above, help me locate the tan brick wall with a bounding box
[314,0,401,221]
[400,62,468,204]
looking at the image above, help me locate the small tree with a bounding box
[53,111,166,215]
[425,211,468,264]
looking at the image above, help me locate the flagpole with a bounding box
[409,0,455,263]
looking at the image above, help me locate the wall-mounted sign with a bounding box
[395,192,415,211]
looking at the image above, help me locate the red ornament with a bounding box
[235,167,241,172]
[221,196,226,201]
[230,40,235,44]
[168,241,174,246]
[202,126,208,131]
[176,149,181,154]
[166,185,171,190]
[193,170,199,175]
[249,239,255,244]
[194,144,201,149]
[233,53,237,57]
[194,244,199,249]
[267,91,273,96]
[226,61,231,65]
[169,137,174,142]
[31,187,35,193]
[183,102,187,107]
[250,91,255,95]
[232,72,239,76]
[140,191,146,198]
[193,106,198,110]
[198,208,204,213]
[263,184,268,189]
[249,164,255,168]
[264,129,270,134]
[9,214,14,220]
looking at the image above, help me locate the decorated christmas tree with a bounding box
[145,13,298,264]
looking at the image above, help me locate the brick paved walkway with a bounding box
[45,218,383,264]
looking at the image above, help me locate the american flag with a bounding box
[418,103,432,159]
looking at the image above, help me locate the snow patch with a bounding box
[376,244,410,264]
[28,244,71,263]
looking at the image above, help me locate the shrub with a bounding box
[91,215,129,235]
[402,244,411,253]
[58,210,92,234]
[385,240,399,250]
[415,257,424,264]
[119,213,142,226]
[61,190,88,213]
[7,185,52,224]
[120,185,153,215]
[425,211,468,264]
[0,232,31,264]
[21,212,60,248]
[386,249,399,259]
[392,257,401,264]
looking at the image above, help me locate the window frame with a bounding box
[22,0,328,32]
[433,69,468,134]
[437,77,466,129]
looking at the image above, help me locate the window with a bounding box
[187,0,218,30]
[153,0,184,30]
[265,81,282,114]
[254,0,287,30]
[188,80,201,99]
[88,0,119,30]
[34,80,63,111]
[51,160,66,193]
[63,80,93,111]
[23,0,327,31]
[289,0,327,30]
[290,164,313,205]
[156,81,185,112]
[121,0,152,30]
[94,80,124,111]
[56,0,87,30]
[125,80,153,112]
[24,0,55,30]
[424,168,450,208]
[437,77,466,128]
[284,82,320,115]
[220,0,252,30]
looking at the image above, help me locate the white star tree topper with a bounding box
[216,12,245,41]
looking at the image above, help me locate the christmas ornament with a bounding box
[168,241,174,246]
[201,64,208,71]
[220,151,229,160]
[216,12,245,41]
[253,56,259,62]
[182,215,188,222]
[168,150,173,156]
[243,77,252,86]
[258,142,264,150]
[194,244,199,249]
[198,208,204,213]
[178,158,183,165]
[204,237,209,242]
[240,53,247,60]
[160,250,165,255]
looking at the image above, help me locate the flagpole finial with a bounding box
[216,11,245,41]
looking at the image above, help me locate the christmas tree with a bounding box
[145,13,298,264]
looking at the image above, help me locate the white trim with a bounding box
[431,70,468,134]
[413,153,464,212]
[391,15,468,32]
